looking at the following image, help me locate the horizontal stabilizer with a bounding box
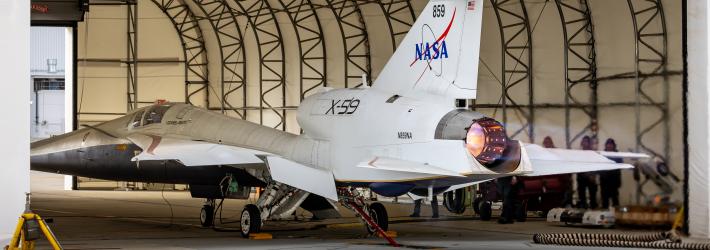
[523,144,636,177]
[357,157,465,177]
[128,134,265,166]
[267,156,338,201]
[598,151,650,159]
[525,160,633,177]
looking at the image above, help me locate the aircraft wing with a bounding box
[126,133,339,200]
[522,144,641,177]
[127,134,267,166]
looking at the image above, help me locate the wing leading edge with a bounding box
[523,144,645,177]
[127,133,339,201]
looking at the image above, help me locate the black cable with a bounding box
[210,175,242,233]
[534,235,710,250]
[160,161,174,226]
[534,231,678,242]
[160,184,174,226]
[210,198,241,233]
[533,231,710,250]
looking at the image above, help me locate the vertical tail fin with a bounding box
[373,0,483,102]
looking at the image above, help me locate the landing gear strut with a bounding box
[200,199,215,227]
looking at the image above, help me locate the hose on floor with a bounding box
[533,230,710,250]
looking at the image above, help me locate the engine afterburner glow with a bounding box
[465,118,508,165]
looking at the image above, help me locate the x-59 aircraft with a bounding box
[31,0,642,240]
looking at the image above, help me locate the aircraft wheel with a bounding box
[366,202,389,234]
[479,201,492,221]
[240,204,262,238]
[472,197,482,215]
[200,205,214,227]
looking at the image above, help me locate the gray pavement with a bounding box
[28,171,662,249]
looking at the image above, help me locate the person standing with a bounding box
[410,195,439,218]
[577,136,599,209]
[497,176,522,224]
[599,138,622,209]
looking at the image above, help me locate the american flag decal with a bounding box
[467,0,476,10]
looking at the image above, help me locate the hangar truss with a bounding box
[77,0,680,178]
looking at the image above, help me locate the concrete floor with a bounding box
[28,172,660,249]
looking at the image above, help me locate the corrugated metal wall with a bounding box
[30,26,65,75]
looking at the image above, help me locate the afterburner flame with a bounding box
[466,123,486,157]
[465,118,508,165]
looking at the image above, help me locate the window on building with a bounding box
[33,78,64,91]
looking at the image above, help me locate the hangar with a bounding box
[2,0,710,249]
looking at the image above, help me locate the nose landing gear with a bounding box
[200,199,215,228]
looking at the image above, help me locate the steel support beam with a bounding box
[556,0,598,149]
[483,0,535,143]
[150,0,209,107]
[189,0,247,119]
[371,0,416,52]
[126,0,138,111]
[627,0,670,173]
[325,0,371,88]
[275,0,326,101]
[230,0,287,131]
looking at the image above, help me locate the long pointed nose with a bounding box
[30,131,85,174]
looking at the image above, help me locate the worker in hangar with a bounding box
[577,136,599,209]
[410,195,440,218]
[497,176,523,224]
[600,138,623,209]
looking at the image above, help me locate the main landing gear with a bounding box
[239,182,309,238]
[240,204,262,237]
[365,202,389,234]
[200,199,215,227]
[234,183,397,247]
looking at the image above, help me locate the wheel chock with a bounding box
[249,233,273,240]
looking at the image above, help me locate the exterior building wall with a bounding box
[31,26,66,140]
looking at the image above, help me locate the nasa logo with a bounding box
[415,41,449,61]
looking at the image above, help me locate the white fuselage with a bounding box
[296,87,531,186]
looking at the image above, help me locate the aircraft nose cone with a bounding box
[30,132,83,174]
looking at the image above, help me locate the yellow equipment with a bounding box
[5,193,62,250]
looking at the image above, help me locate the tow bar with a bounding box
[348,201,399,247]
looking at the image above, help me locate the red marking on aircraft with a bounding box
[147,136,162,155]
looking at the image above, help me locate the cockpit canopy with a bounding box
[128,103,173,128]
